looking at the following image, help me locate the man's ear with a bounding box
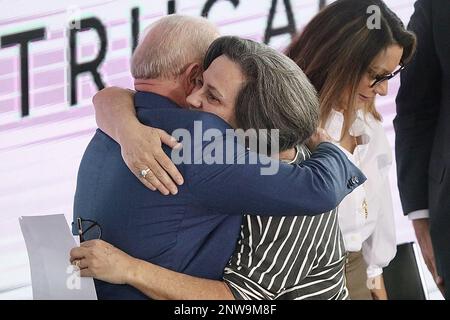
[182,63,202,94]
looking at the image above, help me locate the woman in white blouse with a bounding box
[285,0,416,299]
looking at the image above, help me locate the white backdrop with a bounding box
[1,0,439,299]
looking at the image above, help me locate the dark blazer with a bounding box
[73,91,365,299]
[395,0,450,298]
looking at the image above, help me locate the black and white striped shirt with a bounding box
[223,145,348,300]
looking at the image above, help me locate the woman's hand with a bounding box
[305,128,332,151]
[70,240,137,285]
[118,122,184,195]
[369,274,388,300]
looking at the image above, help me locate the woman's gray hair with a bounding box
[204,36,319,152]
[131,15,219,80]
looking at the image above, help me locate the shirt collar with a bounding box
[324,109,374,145]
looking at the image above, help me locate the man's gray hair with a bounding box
[204,36,319,152]
[131,15,219,80]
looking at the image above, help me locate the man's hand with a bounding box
[413,218,445,295]
[118,122,184,195]
[92,86,184,195]
[305,128,332,151]
[70,240,137,285]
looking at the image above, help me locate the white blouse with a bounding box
[324,109,397,279]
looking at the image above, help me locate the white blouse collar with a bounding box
[324,109,372,145]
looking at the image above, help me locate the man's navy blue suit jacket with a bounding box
[73,91,365,299]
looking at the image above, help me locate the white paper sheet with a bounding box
[19,214,97,300]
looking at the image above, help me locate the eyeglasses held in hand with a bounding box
[74,217,102,243]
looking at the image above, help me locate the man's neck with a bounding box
[134,79,186,107]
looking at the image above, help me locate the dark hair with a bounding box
[204,36,319,152]
[285,0,416,137]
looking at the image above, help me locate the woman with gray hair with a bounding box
[70,36,349,300]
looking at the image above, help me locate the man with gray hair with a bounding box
[73,15,364,299]
[131,14,219,81]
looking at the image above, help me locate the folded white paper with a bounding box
[19,214,97,300]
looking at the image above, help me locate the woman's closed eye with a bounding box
[368,69,384,81]
[206,91,220,103]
